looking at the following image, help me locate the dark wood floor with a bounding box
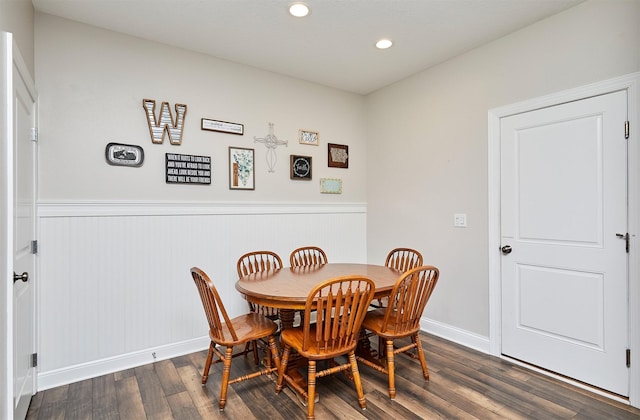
[26,333,640,419]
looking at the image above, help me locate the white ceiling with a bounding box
[32,0,584,95]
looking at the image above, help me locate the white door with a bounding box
[500,90,629,396]
[9,38,37,419]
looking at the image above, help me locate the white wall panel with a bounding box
[37,201,366,389]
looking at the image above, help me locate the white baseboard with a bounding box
[420,316,490,354]
[37,318,489,392]
[37,336,210,391]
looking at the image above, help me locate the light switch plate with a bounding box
[454,213,467,227]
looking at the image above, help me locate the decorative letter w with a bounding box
[142,99,187,145]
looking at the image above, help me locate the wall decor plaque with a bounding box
[320,178,342,194]
[105,143,144,167]
[165,153,211,184]
[201,118,244,135]
[290,155,312,180]
[299,129,319,146]
[328,143,349,168]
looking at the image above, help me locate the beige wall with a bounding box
[365,0,640,337]
[31,0,640,356]
[35,13,366,202]
[0,0,34,78]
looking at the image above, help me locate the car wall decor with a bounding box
[142,99,187,145]
[105,142,144,167]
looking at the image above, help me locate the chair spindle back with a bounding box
[385,248,423,273]
[383,266,439,335]
[302,276,374,353]
[290,246,328,267]
[191,267,238,342]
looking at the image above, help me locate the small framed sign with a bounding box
[328,143,348,168]
[320,178,342,194]
[201,118,244,135]
[290,155,312,180]
[105,143,144,167]
[299,129,319,146]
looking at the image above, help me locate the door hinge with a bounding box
[31,240,38,255]
[31,353,37,368]
[30,127,38,142]
[616,233,629,253]
[627,349,631,368]
[625,121,629,139]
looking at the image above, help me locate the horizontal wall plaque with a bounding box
[166,153,211,185]
[105,143,144,167]
[320,178,342,194]
[201,118,244,135]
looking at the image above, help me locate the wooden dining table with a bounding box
[235,263,402,329]
[235,263,402,400]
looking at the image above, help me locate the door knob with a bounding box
[13,272,28,283]
[501,245,512,255]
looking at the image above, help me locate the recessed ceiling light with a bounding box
[376,39,393,49]
[289,3,310,17]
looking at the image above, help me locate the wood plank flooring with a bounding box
[26,333,640,419]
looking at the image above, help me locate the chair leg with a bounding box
[348,352,367,410]
[413,333,429,380]
[218,346,233,411]
[275,346,290,393]
[307,360,317,420]
[386,339,396,399]
[252,340,259,365]
[201,341,215,384]
[267,335,281,370]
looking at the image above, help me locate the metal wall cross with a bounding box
[254,122,288,172]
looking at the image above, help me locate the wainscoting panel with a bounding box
[36,201,367,390]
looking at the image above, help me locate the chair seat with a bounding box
[281,325,358,360]
[212,312,278,347]
[362,308,421,340]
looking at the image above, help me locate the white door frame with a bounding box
[1,32,37,419]
[1,31,14,420]
[488,72,640,408]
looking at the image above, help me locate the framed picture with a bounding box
[201,118,244,135]
[320,178,342,194]
[328,143,348,168]
[229,147,255,190]
[299,129,319,146]
[290,155,312,180]
[105,143,144,167]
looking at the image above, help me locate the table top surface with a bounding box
[235,263,402,309]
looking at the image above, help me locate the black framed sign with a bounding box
[166,153,211,184]
[290,155,312,180]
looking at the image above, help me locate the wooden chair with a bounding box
[237,250,283,320]
[289,246,328,267]
[385,247,423,273]
[357,265,439,399]
[190,267,281,411]
[371,247,424,309]
[275,276,375,420]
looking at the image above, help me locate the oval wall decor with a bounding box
[105,143,144,167]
